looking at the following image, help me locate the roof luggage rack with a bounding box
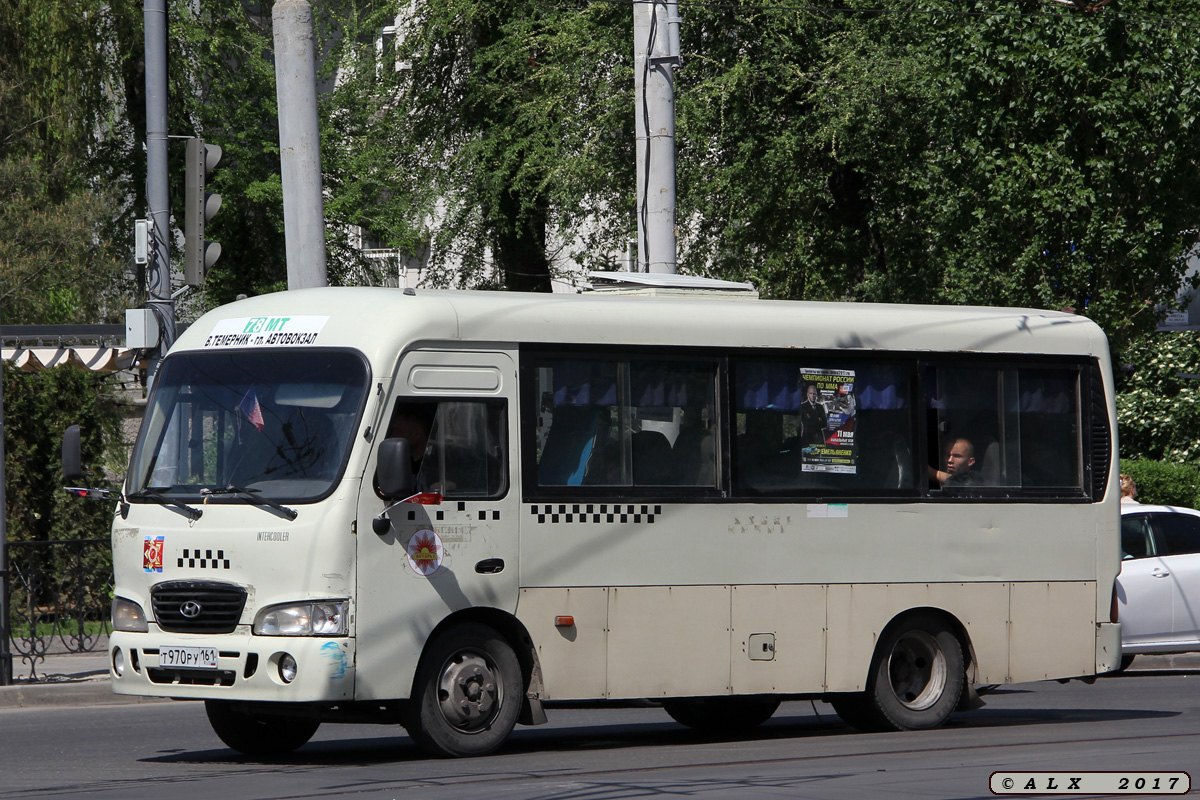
[586,271,758,299]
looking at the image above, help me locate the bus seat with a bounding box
[673,427,715,486]
[538,407,603,486]
[979,440,1002,486]
[884,434,912,490]
[632,430,674,485]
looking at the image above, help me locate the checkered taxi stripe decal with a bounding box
[530,504,661,524]
[178,548,231,570]
[404,503,503,522]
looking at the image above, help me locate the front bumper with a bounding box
[109,630,354,703]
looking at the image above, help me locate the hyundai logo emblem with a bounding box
[180,600,203,619]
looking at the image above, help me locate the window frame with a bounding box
[519,344,725,501]
[1146,511,1200,558]
[1121,514,1157,560]
[127,346,372,505]
[519,345,1106,505]
[920,356,1094,502]
[384,394,511,501]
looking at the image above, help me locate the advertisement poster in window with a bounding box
[800,368,857,474]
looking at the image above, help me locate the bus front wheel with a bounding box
[403,622,523,757]
[663,696,780,732]
[831,614,965,732]
[204,700,320,755]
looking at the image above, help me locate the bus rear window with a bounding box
[926,365,1083,494]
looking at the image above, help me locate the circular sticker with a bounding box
[405,529,444,576]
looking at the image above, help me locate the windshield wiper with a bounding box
[126,489,203,521]
[201,486,298,521]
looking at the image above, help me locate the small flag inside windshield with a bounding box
[239,388,265,432]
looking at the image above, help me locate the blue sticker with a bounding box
[321,641,348,679]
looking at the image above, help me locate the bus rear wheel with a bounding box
[662,696,780,732]
[402,622,523,757]
[204,700,320,755]
[831,614,965,732]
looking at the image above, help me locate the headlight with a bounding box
[253,601,348,636]
[112,596,149,633]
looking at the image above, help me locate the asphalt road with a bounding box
[1,668,1199,800]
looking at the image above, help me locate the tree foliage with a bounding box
[320,0,634,290]
[0,0,140,323]
[677,2,1200,355]
[315,0,1200,352]
[1120,457,1200,507]
[168,2,290,305]
[0,158,129,323]
[2,362,126,542]
[1116,331,1200,462]
[6,1,1200,467]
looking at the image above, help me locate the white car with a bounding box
[1118,503,1200,666]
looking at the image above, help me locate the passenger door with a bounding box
[353,349,519,702]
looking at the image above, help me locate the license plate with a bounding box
[158,646,218,669]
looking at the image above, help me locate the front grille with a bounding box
[151,580,247,634]
[147,667,236,686]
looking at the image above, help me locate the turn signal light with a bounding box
[555,616,575,627]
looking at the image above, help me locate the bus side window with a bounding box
[532,356,719,491]
[926,364,1082,495]
[732,358,914,495]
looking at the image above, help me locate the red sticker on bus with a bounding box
[406,530,444,576]
[143,536,164,573]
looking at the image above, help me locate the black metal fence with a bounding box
[4,538,112,681]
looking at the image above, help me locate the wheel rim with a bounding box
[436,650,503,733]
[886,630,947,711]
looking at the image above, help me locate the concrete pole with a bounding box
[145,0,173,382]
[633,0,680,274]
[273,0,328,289]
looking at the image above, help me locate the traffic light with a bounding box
[184,137,222,285]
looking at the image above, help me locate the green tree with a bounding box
[1,361,126,542]
[1116,331,1200,463]
[168,2,289,304]
[0,157,130,323]
[320,0,635,291]
[0,0,140,323]
[677,1,1200,357]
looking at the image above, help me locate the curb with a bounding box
[1127,653,1200,672]
[0,678,169,710]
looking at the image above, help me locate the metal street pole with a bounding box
[144,0,174,386]
[633,0,681,274]
[273,0,328,289]
[0,318,11,685]
[0,357,9,690]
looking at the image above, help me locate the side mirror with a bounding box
[376,437,415,499]
[62,424,83,482]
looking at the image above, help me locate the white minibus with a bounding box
[68,282,1121,757]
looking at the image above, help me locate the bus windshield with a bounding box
[127,349,369,502]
